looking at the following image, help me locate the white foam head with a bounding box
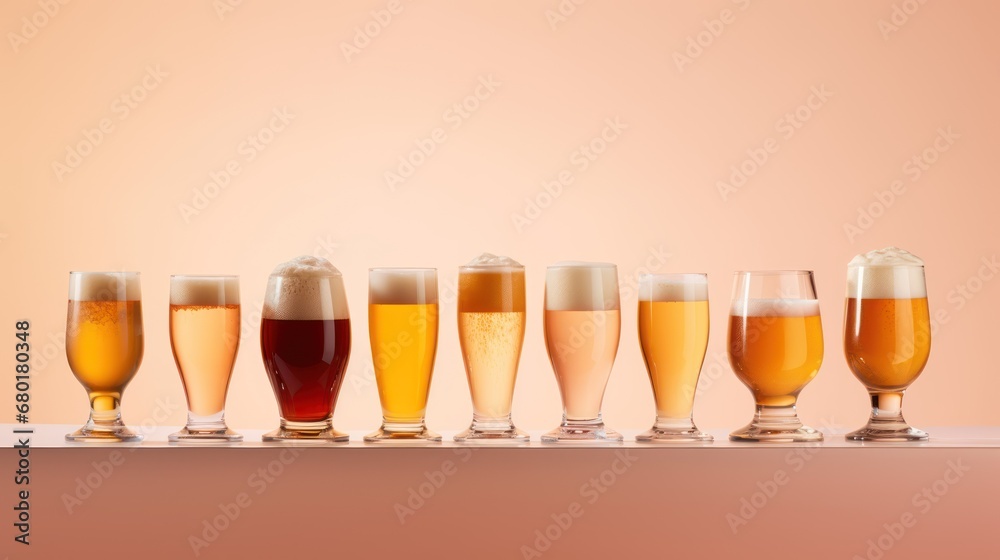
[847,247,926,299]
[638,274,708,302]
[263,256,349,320]
[545,262,620,311]
[171,276,239,306]
[69,271,141,301]
[731,298,820,317]
[369,268,438,305]
[461,252,523,270]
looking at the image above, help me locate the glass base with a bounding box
[262,419,348,443]
[636,418,713,443]
[454,417,529,444]
[169,426,243,443]
[541,419,622,444]
[365,422,441,443]
[66,423,143,443]
[730,405,823,443]
[846,424,928,442]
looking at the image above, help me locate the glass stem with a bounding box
[869,391,905,424]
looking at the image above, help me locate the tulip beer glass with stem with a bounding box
[636,273,713,443]
[542,262,622,444]
[65,271,144,442]
[844,247,930,442]
[728,270,824,442]
[169,275,243,443]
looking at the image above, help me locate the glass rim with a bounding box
[69,270,140,276]
[170,274,239,280]
[847,263,925,269]
[369,267,437,273]
[546,261,616,270]
[639,272,707,280]
[459,263,525,271]
[733,270,813,276]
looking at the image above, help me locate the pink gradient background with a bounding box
[3,1,999,436]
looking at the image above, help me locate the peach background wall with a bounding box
[2,0,999,435]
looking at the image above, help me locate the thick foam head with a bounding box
[171,276,239,306]
[847,247,926,299]
[731,298,820,317]
[69,271,141,301]
[263,256,349,320]
[545,262,620,311]
[638,274,708,302]
[369,268,438,305]
[462,252,523,269]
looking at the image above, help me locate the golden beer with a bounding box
[639,300,709,418]
[844,297,930,391]
[729,307,824,407]
[366,267,441,442]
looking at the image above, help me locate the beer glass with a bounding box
[454,254,529,443]
[728,271,823,442]
[636,273,713,442]
[260,257,351,442]
[65,271,144,442]
[542,262,622,443]
[365,268,441,442]
[169,275,242,443]
[844,248,930,441]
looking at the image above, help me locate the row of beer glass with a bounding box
[63,248,931,444]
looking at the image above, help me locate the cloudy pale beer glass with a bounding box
[366,268,441,442]
[636,273,713,442]
[169,275,242,443]
[728,271,824,442]
[455,254,529,443]
[542,262,622,443]
[65,271,144,442]
[260,257,351,442]
[844,248,930,441]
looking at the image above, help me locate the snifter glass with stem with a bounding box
[65,271,144,443]
[168,275,243,443]
[728,270,824,443]
[844,256,930,441]
[636,273,713,443]
[542,262,623,444]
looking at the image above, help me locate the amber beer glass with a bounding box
[366,268,441,442]
[169,275,242,442]
[454,253,529,443]
[260,257,351,442]
[844,247,930,441]
[728,271,824,442]
[65,271,144,442]
[636,273,712,442]
[542,262,622,443]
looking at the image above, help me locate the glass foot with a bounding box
[170,426,243,443]
[730,405,822,443]
[542,419,622,444]
[846,424,928,442]
[66,423,143,443]
[365,422,441,443]
[262,419,348,443]
[454,421,529,444]
[636,421,713,443]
